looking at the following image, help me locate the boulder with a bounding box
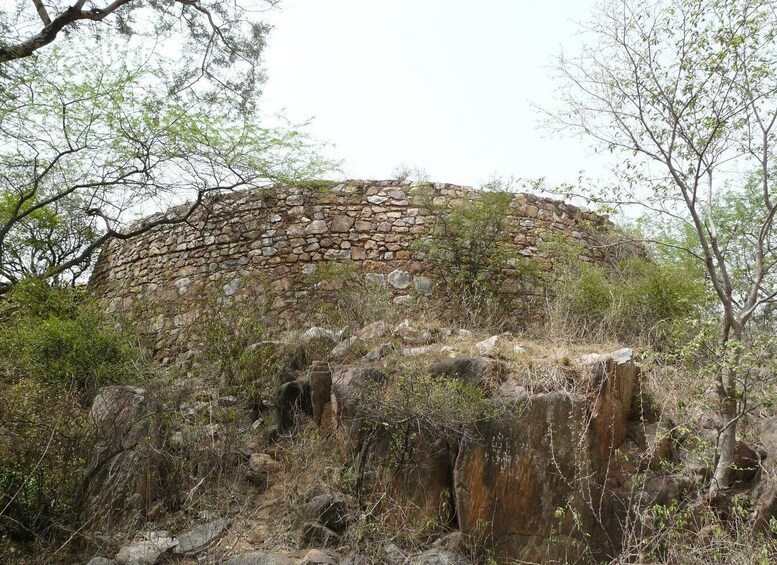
[634,475,692,508]
[330,336,367,360]
[429,356,505,390]
[302,328,338,361]
[364,342,395,362]
[115,536,178,565]
[300,522,340,547]
[340,556,370,565]
[474,335,499,355]
[331,367,387,445]
[247,340,307,372]
[731,440,761,484]
[302,327,338,343]
[383,543,406,565]
[393,319,432,345]
[301,549,341,565]
[301,493,349,533]
[356,320,388,341]
[81,386,164,529]
[388,433,455,526]
[223,553,300,565]
[402,346,432,357]
[365,273,386,288]
[174,518,228,555]
[413,276,434,295]
[387,269,412,289]
[472,334,524,356]
[87,558,116,565]
[276,380,312,432]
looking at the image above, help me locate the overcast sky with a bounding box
[259,0,612,189]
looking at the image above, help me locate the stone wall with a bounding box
[89,180,611,356]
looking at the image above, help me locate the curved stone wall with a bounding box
[89,180,610,355]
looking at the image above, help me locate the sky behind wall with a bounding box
[259,0,613,190]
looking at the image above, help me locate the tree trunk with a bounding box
[709,332,742,500]
[710,393,737,499]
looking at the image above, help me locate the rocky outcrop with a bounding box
[453,349,638,562]
[322,345,640,562]
[454,392,602,563]
[330,366,386,447]
[585,348,640,465]
[80,386,164,529]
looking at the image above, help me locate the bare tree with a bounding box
[550,0,777,497]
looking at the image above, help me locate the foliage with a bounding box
[0,278,144,394]
[185,276,331,420]
[641,172,777,332]
[0,377,91,543]
[413,180,542,327]
[620,496,777,564]
[0,46,331,290]
[546,243,711,348]
[0,280,147,546]
[0,0,278,114]
[302,261,397,331]
[359,372,488,444]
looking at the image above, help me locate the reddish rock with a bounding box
[454,392,611,563]
[584,348,639,465]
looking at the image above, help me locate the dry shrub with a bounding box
[615,495,777,564]
[0,378,91,546]
[270,421,454,561]
[299,261,402,332]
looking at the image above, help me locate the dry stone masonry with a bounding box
[89,180,610,356]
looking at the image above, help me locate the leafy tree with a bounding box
[551,0,777,496]
[0,43,330,291]
[0,0,277,112]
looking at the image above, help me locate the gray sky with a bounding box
[259,0,612,189]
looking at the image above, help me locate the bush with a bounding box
[358,372,490,446]
[413,182,542,328]
[546,250,711,348]
[302,260,397,331]
[0,378,90,542]
[0,278,152,548]
[0,279,142,394]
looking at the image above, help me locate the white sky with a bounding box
[259,0,613,189]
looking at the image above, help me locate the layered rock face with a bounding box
[329,347,640,563]
[88,180,610,357]
[454,350,638,563]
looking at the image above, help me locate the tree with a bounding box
[0,0,277,112]
[550,0,777,497]
[0,44,331,291]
